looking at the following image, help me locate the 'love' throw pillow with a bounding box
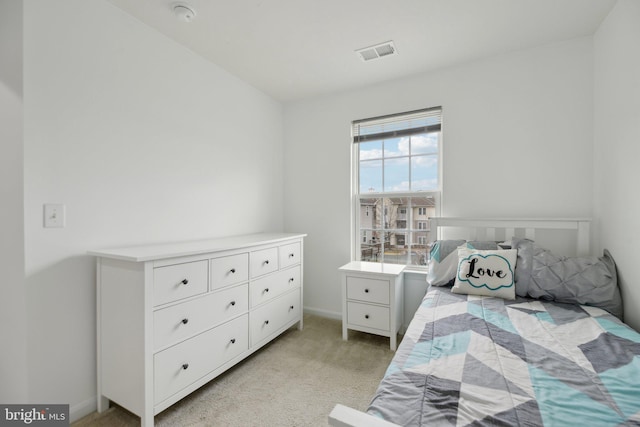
[452,248,517,300]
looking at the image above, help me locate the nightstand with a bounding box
[339,261,405,350]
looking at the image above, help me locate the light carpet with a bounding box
[73,314,396,427]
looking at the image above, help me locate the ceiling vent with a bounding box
[355,41,397,62]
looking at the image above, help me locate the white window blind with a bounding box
[352,107,442,144]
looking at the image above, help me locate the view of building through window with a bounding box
[352,107,442,268]
[359,196,437,266]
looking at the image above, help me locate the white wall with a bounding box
[0,0,28,403]
[594,0,640,332]
[23,0,283,420]
[284,37,594,318]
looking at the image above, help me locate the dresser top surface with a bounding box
[88,232,306,262]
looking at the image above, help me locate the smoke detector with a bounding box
[173,3,196,22]
[355,41,398,62]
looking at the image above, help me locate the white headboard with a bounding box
[428,217,592,257]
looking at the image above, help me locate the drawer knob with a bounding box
[230,338,236,344]
[181,279,189,285]
[289,253,295,258]
[365,314,370,319]
[230,268,236,274]
[230,300,236,306]
[182,363,189,370]
[264,288,270,293]
[181,318,189,325]
[289,278,294,283]
[364,288,369,293]
[264,320,269,325]
[264,260,270,265]
[290,305,294,310]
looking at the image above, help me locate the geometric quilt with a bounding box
[367,286,640,426]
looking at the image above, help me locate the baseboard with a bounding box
[70,396,97,424]
[303,306,342,321]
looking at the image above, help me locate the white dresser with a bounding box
[339,261,404,350]
[90,233,305,427]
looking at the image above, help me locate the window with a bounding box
[352,107,442,268]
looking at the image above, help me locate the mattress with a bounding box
[367,286,640,426]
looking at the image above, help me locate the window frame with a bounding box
[351,107,443,270]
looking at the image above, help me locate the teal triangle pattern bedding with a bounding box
[367,286,640,426]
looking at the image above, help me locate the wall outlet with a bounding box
[44,204,65,228]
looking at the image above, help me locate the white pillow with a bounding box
[427,240,500,286]
[452,248,518,300]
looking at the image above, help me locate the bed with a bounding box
[329,218,640,427]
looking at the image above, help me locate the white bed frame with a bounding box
[329,217,592,427]
[428,217,591,256]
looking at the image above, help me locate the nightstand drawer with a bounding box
[346,276,389,304]
[347,302,390,331]
[154,260,208,306]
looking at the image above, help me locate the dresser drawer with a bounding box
[154,260,208,306]
[154,284,248,350]
[279,242,301,269]
[250,247,278,278]
[211,253,248,290]
[346,276,389,305]
[250,289,300,346]
[249,266,300,308]
[154,314,248,405]
[347,302,390,331]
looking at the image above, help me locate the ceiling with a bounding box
[106,0,616,102]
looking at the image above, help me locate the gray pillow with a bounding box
[512,238,622,319]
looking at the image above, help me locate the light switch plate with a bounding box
[44,204,65,228]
